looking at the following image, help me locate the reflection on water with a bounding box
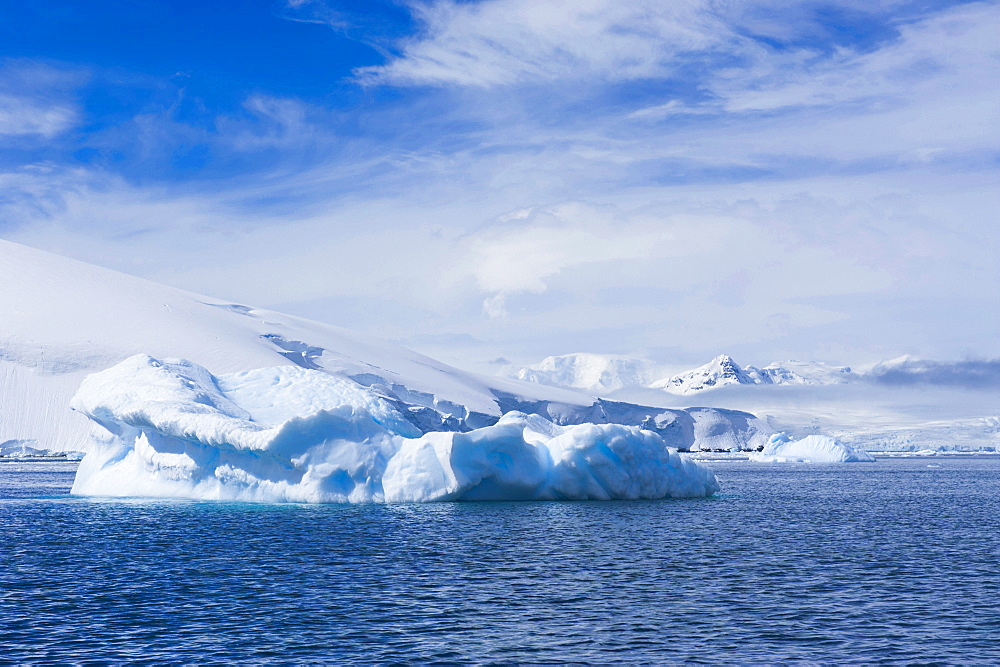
[1,457,999,663]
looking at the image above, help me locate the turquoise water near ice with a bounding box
[2,456,999,663]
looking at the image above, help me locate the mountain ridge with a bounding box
[650,355,858,395]
[503,352,859,396]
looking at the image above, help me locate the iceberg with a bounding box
[0,440,84,460]
[70,355,720,502]
[749,432,876,463]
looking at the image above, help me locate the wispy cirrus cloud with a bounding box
[357,0,968,92]
[277,0,352,30]
[358,0,735,87]
[0,60,83,139]
[708,1,1000,114]
[0,93,76,138]
[354,1,999,186]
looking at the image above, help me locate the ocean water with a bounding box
[2,456,999,663]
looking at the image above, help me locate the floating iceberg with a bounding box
[749,432,876,463]
[0,440,84,460]
[70,355,720,502]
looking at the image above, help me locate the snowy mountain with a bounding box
[0,240,769,454]
[491,349,998,452]
[630,354,999,453]
[649,353,999,396]
[503,353,857,397]
[649,355,857,395]
[649,355,759,395]
[756,360,858,386]
[502,352,859,396]
[500,353,657,394]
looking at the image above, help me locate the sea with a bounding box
[2,456,999,664]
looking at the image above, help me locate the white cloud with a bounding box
[0,60,84,139]
[350,1,1000,195]
[278,0,351,29]
[0,93,77,138]
[360,0,735,86]
[2,4,998,372]
[449,202,670,316]
[365,0,1000,171]
[711,1,1000,114]
[359,0,983,93]
[4,155,998,371]
[220,95,325,150]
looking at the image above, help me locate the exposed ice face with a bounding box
[70,355,720,503]
[749,433,875,463]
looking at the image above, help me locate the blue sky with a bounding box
[1,0,998,372]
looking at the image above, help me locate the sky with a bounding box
[1,0,998,374]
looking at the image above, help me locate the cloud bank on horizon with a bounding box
[0,0,997,372]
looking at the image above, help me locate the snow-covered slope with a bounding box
[0,240,769,454]
[500,353,657,394]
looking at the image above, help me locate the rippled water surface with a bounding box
[2,456,999,663]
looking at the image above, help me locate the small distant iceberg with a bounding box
[69,354,720,503]
[749,433,875,463]
[0,440,84,460]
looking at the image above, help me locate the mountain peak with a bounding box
[649,355,757,395]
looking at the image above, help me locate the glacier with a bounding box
[748,433,875,463]
[70,355,720,502]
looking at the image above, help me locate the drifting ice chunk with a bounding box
[384,412,718,501]
[749,432,875,463]
[70,355,719,503]
[0,440,84,459]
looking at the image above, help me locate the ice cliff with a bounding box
[70,355,720,502]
